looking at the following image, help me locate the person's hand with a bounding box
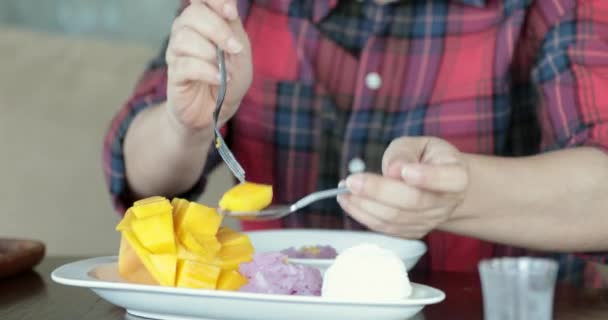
[165,0,252,131]
[338,137,469,239]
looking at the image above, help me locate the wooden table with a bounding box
[1,257,607,319]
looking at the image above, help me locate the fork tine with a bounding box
[220,148,244,177]
[216,135,245,182]
[217,139,242,173]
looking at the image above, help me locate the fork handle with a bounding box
[213,48,227,123]
[290,186,350,212]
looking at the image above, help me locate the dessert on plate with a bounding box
[114,184,414,300]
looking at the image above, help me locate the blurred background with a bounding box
[0,0,234,256]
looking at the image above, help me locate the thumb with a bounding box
[382,137,429,176]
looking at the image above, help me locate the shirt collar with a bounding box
[253,0,486,24]
[311,0,488,22]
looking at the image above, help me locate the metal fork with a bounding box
[221,186,350,220]
[221,158,367,220]
[214,48,246,183]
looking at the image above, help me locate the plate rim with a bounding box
[249,229,427,254]
[51,256,445,307]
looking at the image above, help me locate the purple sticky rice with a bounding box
[238,252,322,296]
[280,245,338,259]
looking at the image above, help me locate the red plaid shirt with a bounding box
[103,0,608,286]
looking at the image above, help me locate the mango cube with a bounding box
[217,255,253,271]
[218,182,273,212]
[171,198,189,231]
[131,211,176,254]
[116,197,255,290]
[217,227,250,247]
[176,259,221,289]
[217,233,254,270]
[117,236,157,285]
[217,270,248,291]
[115,209,135,231]
[149,254,178,287]
[132,197,173,219]
[121,230,176,286]
[174,202,223,236]
[178,231,221,261]
[177,244,203,262]
[219,242,254,261]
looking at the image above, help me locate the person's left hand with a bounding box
[337,137,470,239]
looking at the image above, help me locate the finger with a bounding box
[201,0,239,20]
[168,56,220,85]
[382,137,428,175]
[173,3,243,54]
[401,163,469,193]
[419,137,461,165]
[168,28,216,62]
[337,195,392,233]
[340,194,401,224]
[338,195,429,239]
[344,194,428,226]
[344,192,448,224]
[345,173,433,209]
[384,160,406,180]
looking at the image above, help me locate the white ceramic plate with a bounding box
[247,229,427,274]
[52,256,444,320]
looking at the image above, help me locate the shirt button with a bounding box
[365,72,382,90]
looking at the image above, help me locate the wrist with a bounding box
[450,153,478,220]
[163,102,214,148]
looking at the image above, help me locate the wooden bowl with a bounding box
[0,239,45,279]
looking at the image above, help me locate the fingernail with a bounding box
[401,165,422,183]
[223,3,237,19]
[338,180,346,188]
[226,37,243,53]
[336,195,344,204]
[345,175,363,193]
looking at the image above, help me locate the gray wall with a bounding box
[0,0,179,47]
[0,0,238,256]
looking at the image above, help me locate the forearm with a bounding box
[123,102,213,199]
[441,147,608,251]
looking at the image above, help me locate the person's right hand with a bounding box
[165,0,252,132]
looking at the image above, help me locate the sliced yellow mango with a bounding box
[177,244,206,262]
[117,197,255,289]
[131,211,176,254]
[174,202,223,236]
[171,198,190,232]
[178,231,221,261]
[218,182,273,212]
[116,209,135,231]
[175,259,221,289]
[117,235,157,285]
[217,227,250,247]
[217,254,253,271]
[122,230,176,286]
[132,196,173,219]
[134,196,168,206]
[217,270,248,291]
[217,229,254,269]
[219,242,254,260]
[149,254,178,287]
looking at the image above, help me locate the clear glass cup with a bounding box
[478,257,559,320]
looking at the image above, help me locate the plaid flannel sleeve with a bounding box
[101,38,222,214]
[530,1,608,266]
[102,0,253,214]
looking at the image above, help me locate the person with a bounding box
[103,0,608,287]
